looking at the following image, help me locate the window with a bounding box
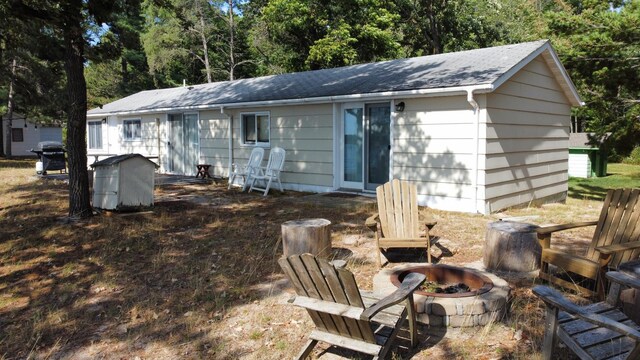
[11,128,23,142]
[123,119,141,141]
[242,112,269,145]
[88,121,103,149]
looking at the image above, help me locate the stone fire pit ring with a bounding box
[374,263,511,327]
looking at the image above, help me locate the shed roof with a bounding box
[569,132,610,149]
[91,154,159,168]
[88,40,582,117]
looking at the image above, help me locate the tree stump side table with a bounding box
[484,221,541,272]
[282,218,332,258]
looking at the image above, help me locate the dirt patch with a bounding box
[0,162,598,359]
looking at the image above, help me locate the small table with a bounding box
[196,164,211,179]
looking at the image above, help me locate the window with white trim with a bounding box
[88,121,103,149]
[241,112,270,146]
[123,119,141,141]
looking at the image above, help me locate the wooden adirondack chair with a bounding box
[228,147,264,191]
[366,179,437,268]
[249,146,285,196]
[533,271,640,360]
[279,253,425,360]
[538,188,640,298]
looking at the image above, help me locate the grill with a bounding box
[31,141,67,174]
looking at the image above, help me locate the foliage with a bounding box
[545,0,640,157]
[139,0,251,86]
[251,0,402,73]
[85,0,154,108]
[622,146,640,165]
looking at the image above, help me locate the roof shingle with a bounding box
[88,40,550,116]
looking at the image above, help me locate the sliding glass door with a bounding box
[167,113,199,175]
[340,102,391,190]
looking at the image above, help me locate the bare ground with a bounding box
[0,162,600,359]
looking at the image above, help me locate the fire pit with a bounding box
[374,264,510,327]
[391,264,494,298]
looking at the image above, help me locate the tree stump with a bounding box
[282,218,332,258]
[484,221,541,272]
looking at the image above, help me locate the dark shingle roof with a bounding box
[89,40,561,115]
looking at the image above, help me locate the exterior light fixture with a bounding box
[102,118,107,124]
[395,101,405,112]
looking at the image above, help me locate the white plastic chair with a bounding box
[249,147,286,196]
[228,147,264,191]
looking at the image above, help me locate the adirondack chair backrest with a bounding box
[265,147,286,176]
[587,188,640,267]
[246,147,265,173]
[376,179,420,239]
[278,254,377,343]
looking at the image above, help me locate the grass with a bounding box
[569,163,640,200]
[1,159,636,359]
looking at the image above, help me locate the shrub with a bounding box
[623,146,640,165]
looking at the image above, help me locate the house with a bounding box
[1,113,63,157]
[568,132,609,178]
[86,40,582,214]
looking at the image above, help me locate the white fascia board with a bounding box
[85,84,494,118]
[491,41,583,107]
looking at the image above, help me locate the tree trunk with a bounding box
[4,58,17,157]
[198,12,212,83]
[483,221,541,272]
[281,219,332,258]
[64,2,92,219]
[227,0,234,81]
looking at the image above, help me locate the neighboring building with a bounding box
[86,40,582,214]
[1,113,63,157]
[568,132,609,178]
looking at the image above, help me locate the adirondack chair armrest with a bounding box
[290,295,367,320]
[536,221,599,237]
[532,285,640,341]
[360,273,426,321]
[595,240,640,256]
[606,271,640,291]
[365,213,379,231]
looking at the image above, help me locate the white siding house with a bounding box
[1,113,63,157]
[86,40,582,214]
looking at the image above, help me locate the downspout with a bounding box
[466,89,480,213]
[221,106,233,177]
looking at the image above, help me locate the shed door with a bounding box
[167,113,199,175]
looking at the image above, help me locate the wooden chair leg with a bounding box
[295,339,318,360]
[406,296,418,347]
[541,304,559,360]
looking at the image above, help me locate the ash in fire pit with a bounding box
[374,264,511,327]
[391,264,494,298]
[422,281,470,294]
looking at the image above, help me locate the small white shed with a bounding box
[91,154,158,210]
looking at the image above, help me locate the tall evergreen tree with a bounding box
[9,0,137,218]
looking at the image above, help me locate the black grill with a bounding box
[31,141,67,174]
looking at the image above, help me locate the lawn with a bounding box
[569,163,640,200]
[0,159,635,359]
